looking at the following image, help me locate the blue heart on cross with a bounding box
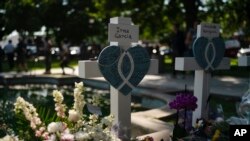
[193,37,225,71]
[98,45,150,95]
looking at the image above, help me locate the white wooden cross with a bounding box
[78,17,158,140]
[238,56,250,67]
[175,23,230,124]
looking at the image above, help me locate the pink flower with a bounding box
[39,127,46,132]
[30,121,36,129]
[42,132,50,139]
[36,126,46,137]
[34,117,42,124]
[60,133,74,141]
[44,134,56,141]
[35,130,42,137]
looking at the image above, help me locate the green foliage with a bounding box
[15,113,39,140]
[14,106,59,140]
[210,121,230,141]
[172,124,188,141]
[209,96,238,119]
[4,0,42,34]
[1,0,250,43]
[37,106,60,125]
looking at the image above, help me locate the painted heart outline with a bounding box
[98,45,150,95]
[193,37,225,71]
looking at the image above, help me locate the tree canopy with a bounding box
[0,0,249,44]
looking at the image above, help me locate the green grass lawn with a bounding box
[162,56,250,78]
[1,55,249,78]
[209,95,239,119]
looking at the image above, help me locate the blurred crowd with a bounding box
[1,21,249,76]
[0,36,101,75]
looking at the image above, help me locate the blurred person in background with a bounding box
[0,46,4,72]
[80,40,88,60]
[44,37,52,74]
[4,40,15,70]
[60,39,74,75]
[16,38,28,72]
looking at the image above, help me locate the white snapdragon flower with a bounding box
[92,94,102,106]
[68,109,81,122]
[101,114,114,127]
[47,122,64,133]
[75,131,90,141]
[14,97,26,112]
[72,82,85,116]
[74,82,84,93]
[0,135,18,141]
[52,90,64,103]
[52,90,67,118]
[14,97,42,130]
[88,114,98,125]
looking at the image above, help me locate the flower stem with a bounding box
[184,108,187,130]
[176,110,179,126]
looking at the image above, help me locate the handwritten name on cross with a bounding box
[175,23,230,124]
[78,17,158,141]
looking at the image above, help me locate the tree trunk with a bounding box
[182,0,199,31]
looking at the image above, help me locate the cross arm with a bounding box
[175,57,230,71]
[79,59,159,78]
[238,56,250,66]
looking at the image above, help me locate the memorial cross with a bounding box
[78,17,158,140]
[175,23,230,124]
[238,56,250,67]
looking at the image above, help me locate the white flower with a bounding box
[0,135,18,141]
[47,122,64,133]
[14,97,25,112]
[88,114,98,125]
[68,110,81,122]
[91,94,102,106]
[72,82,85,116]
[52,90,64,103]
[14,82,116,141]
[75,82,84,93]
[61,133,74,141]
[101,115,114,127]
[14,96,42,130]
[44,134,56,141]
[52,90,67,118]
[75,131,90,141]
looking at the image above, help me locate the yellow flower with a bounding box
[212,129,221,141]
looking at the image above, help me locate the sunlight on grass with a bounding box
[164,56,172,64]
[230,58,238,66]
[2,57,79,72]
[165,56,238,66]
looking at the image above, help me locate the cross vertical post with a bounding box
[238,56,250,67]
[78,17,158,141]
[175,23,230,124]
[109,17,135,141]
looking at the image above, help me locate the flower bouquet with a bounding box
[179,118,230,141]
[169,92,197,141]
[13,82,116,141]
[169,92,231,141]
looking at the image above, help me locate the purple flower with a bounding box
[169,93,197,111]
